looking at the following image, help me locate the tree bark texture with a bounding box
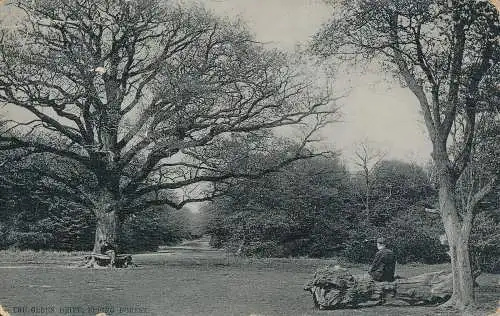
[438,171,474,308]
[79,184,124,268]
[93,209,119,254]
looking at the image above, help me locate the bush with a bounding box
[343,209,449,264]
[120,208,191,253]
[205,155,355,258]
[242,241,286,258]
[6,231,55,250]
[471,212,500,273]
[0,196,96,251]
[343,222,380,263]
[389,229,449,264]
[284,238,316,257]
[37,204,95,251]
[387,212,449,264]
[0,222,8,249]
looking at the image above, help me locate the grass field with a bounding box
[0,248,498,316]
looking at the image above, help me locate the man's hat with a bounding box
[376,237,386,244]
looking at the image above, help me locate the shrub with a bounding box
[6,231,55,250]
[471,212,500,273]
[205,155,355,258]
[343,221,380,263]
[0,196,96,251]
[242,241,286,258]
[343,209,449,264]
[389,229,449,264]
[0,222,8,249]
[387,211,449,264]
[120,208,191,253]
[37,204,95,251]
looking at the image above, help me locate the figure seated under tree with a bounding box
[368,237,396,282]
[305,237,455,309]
[304,265,453,309]
[82,242,134,268]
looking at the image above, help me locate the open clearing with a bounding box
[0,245,498,316]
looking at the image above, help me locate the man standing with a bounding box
[369,237,396,282]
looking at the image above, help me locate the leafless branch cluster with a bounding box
[0,0,338,211]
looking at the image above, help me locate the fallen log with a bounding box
[304,265,452,309]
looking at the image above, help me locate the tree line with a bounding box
[204,151,499,273]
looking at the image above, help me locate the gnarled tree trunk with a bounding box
[92,182,120,252]
[90,145,121,252]
[93,209,119,254]
[83,184,124,268]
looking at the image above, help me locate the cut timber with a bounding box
[304,265,452,309]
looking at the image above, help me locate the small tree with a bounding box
[0,0,336,257]
[312,0,499,309]
[352,140,386,213]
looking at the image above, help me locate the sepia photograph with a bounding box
[0,0,499,315]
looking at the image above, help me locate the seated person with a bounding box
[369,237,395,282]
[101,242,116,267]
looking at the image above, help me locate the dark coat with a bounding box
[369,248,395,282]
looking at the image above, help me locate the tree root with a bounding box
[81,253,135,268]
[438,297,458,310]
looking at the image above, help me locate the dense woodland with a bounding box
[1,146,498,272]
[205,151,499,272]
[0,151,192,252]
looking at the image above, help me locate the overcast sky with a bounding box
[194,0,433,167]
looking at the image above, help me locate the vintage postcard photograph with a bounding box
[0,0,499,315]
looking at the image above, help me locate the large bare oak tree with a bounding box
[312,0,499,309]
[0,0,336,256]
